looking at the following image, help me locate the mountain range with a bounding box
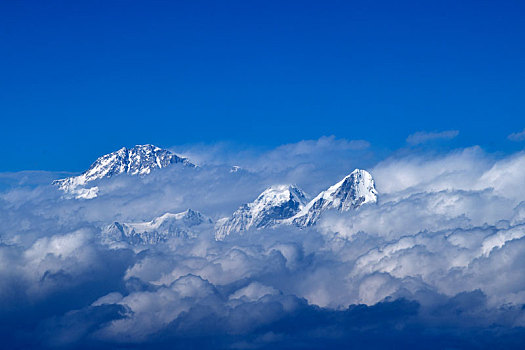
[215,169,377,239]
[54,144,378,242]
[101,209,212,245]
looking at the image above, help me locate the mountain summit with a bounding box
[215,184,307,240]
[291,169,378,227]
[215,169,378,239]
[53,144,194,198]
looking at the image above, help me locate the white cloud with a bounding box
[2,139,525,347]
[229,282,279,301]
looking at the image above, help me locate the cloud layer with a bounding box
[1,137,525,348]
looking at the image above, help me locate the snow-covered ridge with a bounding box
[215,185,307,240]
[53,144,194,198]
[216,169,378,239]
[291,169,378,227]
[102,209,212,245]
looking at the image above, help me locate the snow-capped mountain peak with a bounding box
[291,169,378,227]
[53,144,194,198]
[215,170,378,238]
[101,209,212,245]
[215,184,307,240]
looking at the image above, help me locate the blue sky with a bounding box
[1,0,525,171]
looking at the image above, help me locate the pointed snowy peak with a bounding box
[53,144,194,198]
[215,184,307,240]
[292,169,378,227]
[102,209,212,245]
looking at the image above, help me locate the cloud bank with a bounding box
[1,137,525,349]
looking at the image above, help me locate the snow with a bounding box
[53,144,194,198]
[52,146,378,241]
[291,169,378,227]
[215,184,307,239]
[101,209,212,245]
[215,171,378,238]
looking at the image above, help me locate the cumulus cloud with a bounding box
[406,130,459,145]
[2,137,525,348]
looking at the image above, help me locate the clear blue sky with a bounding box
[1,0,524,171]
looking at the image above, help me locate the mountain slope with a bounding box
[291,169,378,227]
[53,144,194,198]
[215,185,307,240]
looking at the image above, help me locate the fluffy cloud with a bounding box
[2,138,525,348]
